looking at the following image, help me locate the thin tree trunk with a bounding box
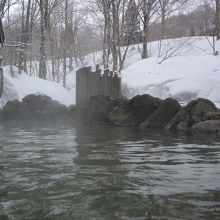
[69,6,73,71]
[63,0,68,87]
[217,0,220,40]
[39,0,47,79]
[142,14,149,59]
[102,14,107,68]
[23,0,31,74]
[18,0,25,75]
[111,1,118,71]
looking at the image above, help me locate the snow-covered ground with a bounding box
[121,37,220,107]
[1,36,220,108]
[1,66,75,107]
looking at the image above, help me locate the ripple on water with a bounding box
[0,126,220,220]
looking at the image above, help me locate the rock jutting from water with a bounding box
[139,98,181,129]
[79,94,220,134]
[165,98,218,131]
[0,94,219,134]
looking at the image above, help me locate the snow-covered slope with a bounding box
[1,36,220,107]
[1,66,75,107]
[70,36,220,106]
[121,37,220,106]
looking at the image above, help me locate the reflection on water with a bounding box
[0,124,220,220]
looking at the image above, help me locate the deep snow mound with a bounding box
[1,66,74,107]
[121,37,220,106]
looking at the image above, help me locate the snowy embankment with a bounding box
[1,66,75,107]
[1,36,220,107]
[121,37,220,107]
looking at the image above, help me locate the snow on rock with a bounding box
[1,66,74,107]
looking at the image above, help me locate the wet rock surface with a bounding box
[0,94,219,136]
[192,120,220,134]
[203,110,220,121]
[165,98,217,131]
[0,94,69,122]
[108,94,162,126]
[140,98,181,129]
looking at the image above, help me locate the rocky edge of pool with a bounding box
[0,94,220,134]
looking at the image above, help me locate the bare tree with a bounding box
[62,0,68,87]
[158,0,188,39]
[139,0,159,59]
[38,0,47,78]
[17,0,32,74]
[217,0,220,39]
[157,0,188,58]
[95,0,112,69]
[92,0,141,71]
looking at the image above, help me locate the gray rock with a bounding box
[1,94,68,122]
[192,120,220,134]
[108,94,162,126]
[0,215,9,220]
[203,110,220,120]
[165,98,217,130]
[140,98,181,128]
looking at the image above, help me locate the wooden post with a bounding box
[103,69,109,96]
[76,67,84,106]
[109,71,113,97]
[94,65,101,96]
[76,66,121,106]
[112,72,117,98]
[116,73,121,98]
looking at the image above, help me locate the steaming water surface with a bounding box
[0,124,220,220]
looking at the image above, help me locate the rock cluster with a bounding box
[79,94,220,134]
[0,94,219,134]
[0,94,74,123]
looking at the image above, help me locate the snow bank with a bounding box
[1,36,220,107]
[121,37,220,106]
[1,66,74,107]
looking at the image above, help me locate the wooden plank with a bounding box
[0,68,3,98]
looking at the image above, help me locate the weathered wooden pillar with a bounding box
[109,71,113,97]
[76,66,121,106]
[75,68,82,106]
[103,69,109,96]
[94,65,101,96]
[112,72,117,98]
[0,46,3,98]
[117,73,121,98]
[85,66,91,104]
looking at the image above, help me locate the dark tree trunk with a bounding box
[217,0,220,40]
[39,0,47,79]
[111,0,118,71]
[142,13,149,59]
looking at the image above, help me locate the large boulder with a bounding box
[0,100,24,120]
[1,94,68,122]
[165,98,217,130]
[192,120,220,134]
[140,98,181,128]
[108,94,162,126]
[203,110,220,121]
